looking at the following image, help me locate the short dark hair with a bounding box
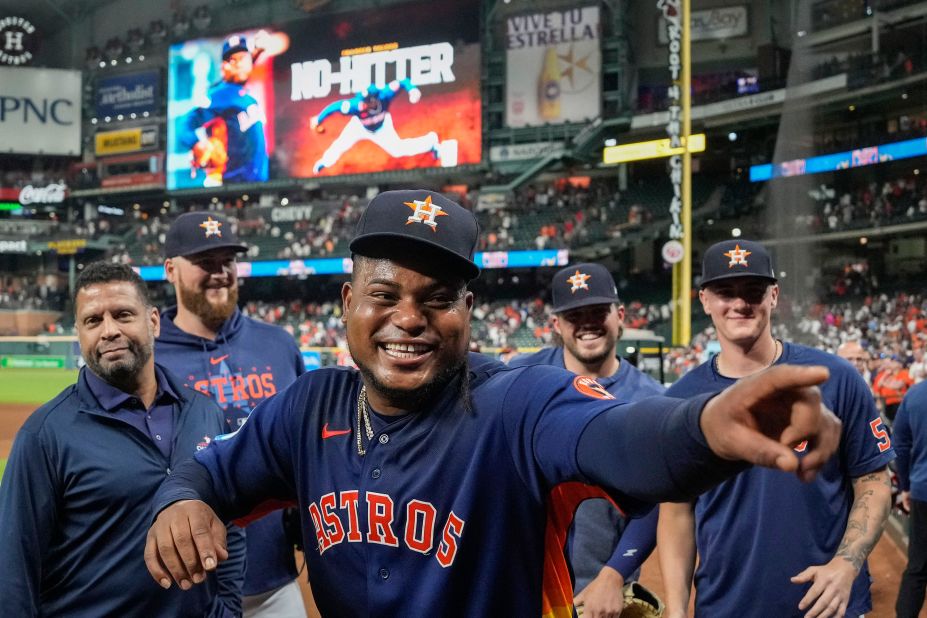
[73,261,151,310]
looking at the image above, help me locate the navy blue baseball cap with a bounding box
[350,189,480,281]
[164,212,248,258]
[700,239,777,287]
[551,263,620,313]
[221,34,250,60]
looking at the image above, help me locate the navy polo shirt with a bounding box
[84,365,178,459]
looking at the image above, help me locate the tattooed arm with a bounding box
[789,468,892,618]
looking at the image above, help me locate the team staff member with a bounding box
[894,380,927,616]
[0,262,244,617]
[144,190,841,617]
[509,262,664,616]
[659,239,894,618]
[156,212,307,617]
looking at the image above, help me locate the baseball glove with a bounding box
[191,137,228,170]
[619,582,665,618]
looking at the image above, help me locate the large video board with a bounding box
[167,0,481,189]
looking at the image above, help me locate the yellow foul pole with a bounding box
[672,0,692,346]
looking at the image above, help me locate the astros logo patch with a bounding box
[199,216,223,238]
[404,195,448,231]
[196,435,212,451]
[566,270,591,293]
[572,375,615,400]
[723,244,751,268]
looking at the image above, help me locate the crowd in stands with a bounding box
[0,274,68,313]
[800,174,927,233]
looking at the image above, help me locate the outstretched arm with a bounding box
[576,365,841,505]
[657,502,697,618]
[790,467,892,618]
[311,97,358,131]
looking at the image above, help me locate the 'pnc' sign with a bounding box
[0,67,81,155]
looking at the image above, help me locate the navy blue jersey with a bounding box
[155,306,304,597]
[666,342,895,617]
[0,367,244,617]
[179,80,268,183]
[895,380,927,501]
[156,354,726,616]
[509,347,664,588]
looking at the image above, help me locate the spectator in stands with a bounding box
[873,354,914,422]
[838,339,873,384]
[0,261,244,616]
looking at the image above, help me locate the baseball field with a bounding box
[0,368,79,484]
[0,368,914,616]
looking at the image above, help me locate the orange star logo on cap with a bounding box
[199,216,223,238]
[566,270,591,293]
[723,244,751,268]
[404,195,448,232]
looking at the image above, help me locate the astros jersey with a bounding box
[157,354,713,617]
[179,81,269,182]
[155,306,304,597]
[508,347,665,589]
[666,342,894,617]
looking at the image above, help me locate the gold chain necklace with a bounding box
[355,386,374,457]
[714,339,781,375]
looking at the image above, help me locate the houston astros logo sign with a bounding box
[566,270,591,293]
[405,195,448,231]
[724,244,751,268]
[199,216,223,238]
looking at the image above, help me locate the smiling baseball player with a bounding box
[144,190,842,617]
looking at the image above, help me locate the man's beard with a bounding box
[357,354,469,413]
[178,276,238,331]
[85,337,153,390]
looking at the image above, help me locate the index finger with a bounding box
[739,365,830,407]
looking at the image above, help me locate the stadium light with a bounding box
[731,228,742,237]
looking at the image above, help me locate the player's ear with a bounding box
[464,291,474,314]
[551,314,563,336]
[698,288,711,315]
[341,281,353,321]
[769,284,779,309]
[164,258,177,284]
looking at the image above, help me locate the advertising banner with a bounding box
[658,6,749,44]
[95,126,158,156]
[0,66,80,155]
[95,71,159,118]
[505,6,600,128]
[166,0,480,189]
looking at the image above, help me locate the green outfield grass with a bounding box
[0,458,5,481]
[0,368,78,404]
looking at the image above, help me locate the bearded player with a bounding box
[309,79,457,174]
[156,212,308,617]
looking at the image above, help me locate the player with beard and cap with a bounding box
[144,190,843,617]
[0,261,244,616]
[156,211,309,617]
[508,263,664,615]
[658,239,894,618]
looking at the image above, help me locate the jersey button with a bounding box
[378,568,389,580]
[379,434,389,445]
[371,468,381,479]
